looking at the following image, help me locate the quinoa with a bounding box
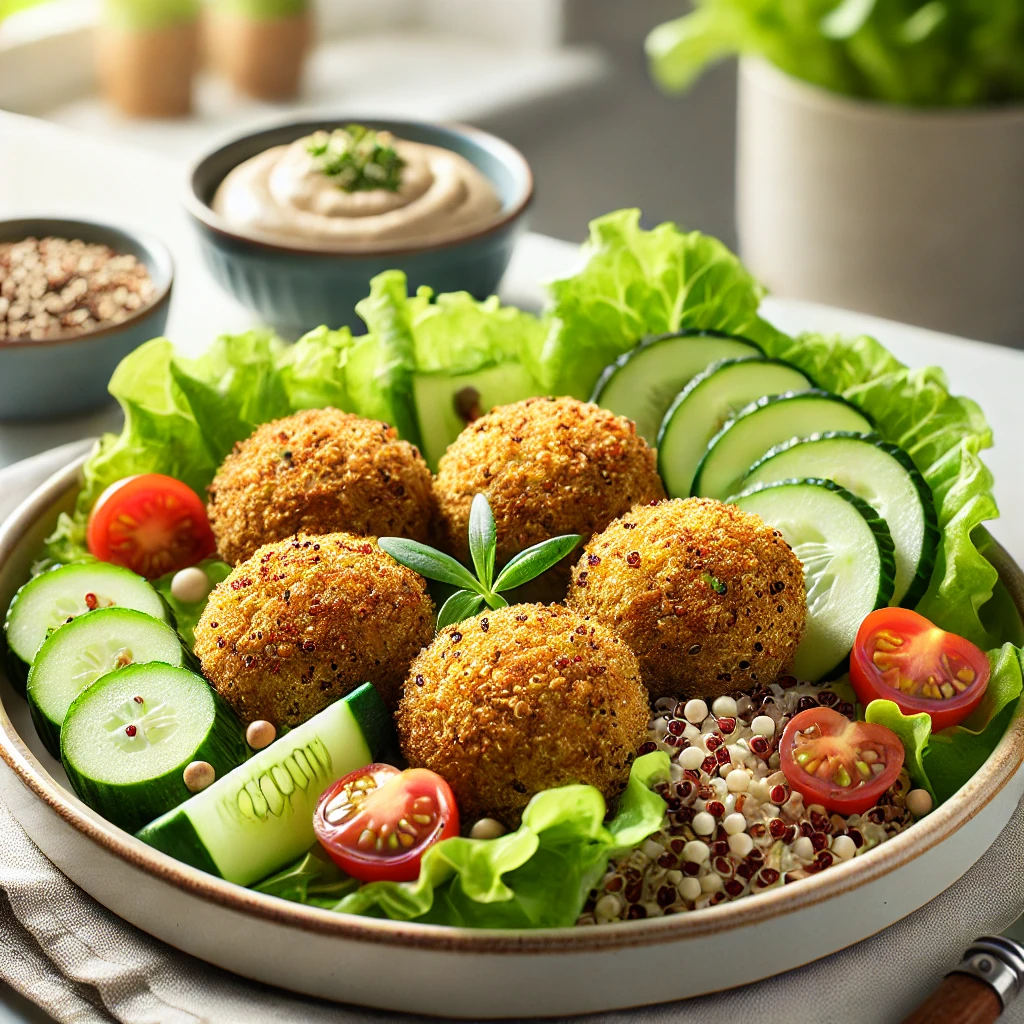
[578,679,917,924]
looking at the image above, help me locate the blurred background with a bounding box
[2,0,1022,343]
[0,0,734,244]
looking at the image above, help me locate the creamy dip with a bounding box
[213,130,502,251]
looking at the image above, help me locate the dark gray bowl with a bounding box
[184,118,533,334]
[0,218,173,422]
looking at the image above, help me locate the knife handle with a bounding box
[902,973,1001,1024]
[903,937,1024,1024]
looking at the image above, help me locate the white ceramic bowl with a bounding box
[2,454,1023,1019]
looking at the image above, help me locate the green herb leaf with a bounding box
[377,537,484,594]
[437,590,486,630]
[493,535,581,593]
[468,494,497,590]
[306,126,405,193]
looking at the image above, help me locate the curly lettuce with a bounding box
[539,208,787,399]
[256,751,669,928]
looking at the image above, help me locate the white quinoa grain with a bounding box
[751,715,776,738]
[712,695,737,718]
[683,699,709,724]
[791,836,814,859]
[906,789,933,818]
[725,769,749,793]
[727,832,754,857]
[832,835,857,860]
[691,811,715,836]
[682,840,710,864]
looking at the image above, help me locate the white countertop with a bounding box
[2,110,1023,561]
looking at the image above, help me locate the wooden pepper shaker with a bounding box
[204,0,311,102]
[96,0,200,117]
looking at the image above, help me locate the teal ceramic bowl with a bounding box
[0,218,173,422]
[184,118,533,334]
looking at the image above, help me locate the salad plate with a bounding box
[2,209,1023,1018]
[0,463,1022,1017]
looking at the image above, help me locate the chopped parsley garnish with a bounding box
[305,125,405,193]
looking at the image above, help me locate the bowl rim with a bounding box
[0,217,174,352]
[182,116,534,259]
[2,451,1023,955]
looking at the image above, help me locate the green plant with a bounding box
[378,494,580,629]
[647,0,1024,106]
[307,126,405,194]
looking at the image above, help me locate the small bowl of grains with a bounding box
[0,218,173,421]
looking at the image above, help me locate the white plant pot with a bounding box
[736,57,1024,346]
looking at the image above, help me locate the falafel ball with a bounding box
[208,408,435,565]
[566,498,806,701]
[396,603,650,827]
[434,397,665,599]
[195,532,434,725]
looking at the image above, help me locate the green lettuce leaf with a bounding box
[923,644,1024,802]
[645,0,1024,106]
[864,699,934,799]
[261,752,669,928]
[539,209,787,399]
[276,325,358,412]
[255,847,361,908]
[170,330,290,465]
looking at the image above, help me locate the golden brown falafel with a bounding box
[434,397,665,599]
[207,408,435,565]
[566,498,805,701]
[195,531,434,725]
[396,603,649,827]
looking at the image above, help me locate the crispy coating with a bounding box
[396,603,650,827]
[195,532,434,726]
[567,498,806,701]
[207,408,436,565]
[434,397,665,599]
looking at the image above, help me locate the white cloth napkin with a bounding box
[1,444,1023,1024]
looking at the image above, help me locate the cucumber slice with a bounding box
[741,433,939,608]
[692,390,873,500]
[657,358,812,498]
[61,664,248,834]
[591,330,762,445]
[413,362,539,471]
[27,608,184,757]
[4,562,169,693]
[137,683,396,887]
[732,479,896,681]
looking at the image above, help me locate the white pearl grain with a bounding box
[832,835,857,860]
[723,811,747,835]
[682,840,710,864]
[725,769,749,793]
[691,811,716,836]
[684,699,709,725]
[751,715,776,738]
[169,566,212,604]
[712,695,738,719]
[727,832,754,857]
[469,817,508,840]
[906,789,934,818]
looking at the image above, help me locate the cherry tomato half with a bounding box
[779,708,904,816]
[313,764,459,882]
[850,608,990,733]
[86,474,216,579]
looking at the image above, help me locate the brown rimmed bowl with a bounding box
[1,451,1023,1018]
[184,118,533,335]
[0,218,173,421]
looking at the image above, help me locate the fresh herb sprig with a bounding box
[306,125,405,193]
[379,494,580,630]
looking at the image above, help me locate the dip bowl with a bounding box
[2,449,1024,1018]
[0,218,173,421]
[184,118,533,335]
